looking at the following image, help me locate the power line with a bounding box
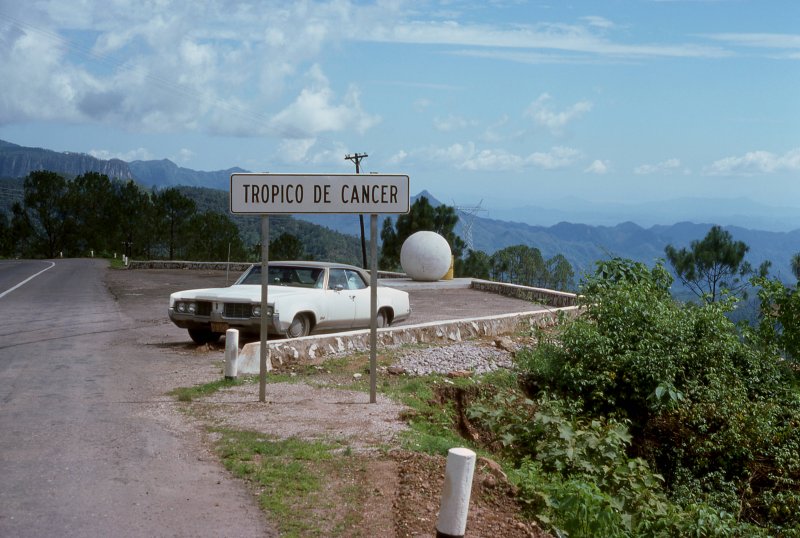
[454,200,487,251]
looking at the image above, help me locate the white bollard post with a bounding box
[224,329,239,380]
[435,447,476,538]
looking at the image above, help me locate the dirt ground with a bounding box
[106,267,549,537]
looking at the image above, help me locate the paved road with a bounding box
[0,259,274,537]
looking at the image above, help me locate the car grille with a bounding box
[196,301,212,317]
[223,302,252,319]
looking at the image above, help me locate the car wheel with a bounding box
[188,328,221,344]
[287,314,311,338]
[376,309,388,328]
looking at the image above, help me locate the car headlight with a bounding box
[252,305,274,317]
[187,302,197,314]
[176,302,187,313]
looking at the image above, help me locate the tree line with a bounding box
[379,196,577,291]
[1,170,246,261]
[0,170,366,264]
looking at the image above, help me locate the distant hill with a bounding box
[129,160,245,190]
[0,138,240,189]
[490,197,800,233]
[0,139,133,180]
[466,217,800,281]
[2,138,799,280]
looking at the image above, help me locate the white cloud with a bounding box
[433,114,476,132]
[701,33,800,60]
[276,138,318,163]
[634,158,682,175]
[585,159,610,174]
[430,142,477,164]
[525,93,593,134]
[173,148,194,163]
[0,2,387,136]
[527,146,582,169]
[462,149,525,171]
[269,65,380,138]
[703,33,800,49]
[0,1,735,144]
[427,142,581,171]
[363,19,729,59]
[386,150,409,166]
[581,16,615,30]
[704,148,800,176]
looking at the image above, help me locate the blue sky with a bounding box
[1,0,798,216]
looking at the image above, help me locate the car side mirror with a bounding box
[334,284,344,292]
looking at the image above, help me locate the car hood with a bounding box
[170,285,311,303]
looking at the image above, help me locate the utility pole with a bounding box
[345,152,369,268]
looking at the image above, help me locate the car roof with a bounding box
[255,260,365,271]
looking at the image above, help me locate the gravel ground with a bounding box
[104,267,548,537]
[391,342,514,376]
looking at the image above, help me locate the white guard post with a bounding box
[435,447,477,538]
[224,329,239,380]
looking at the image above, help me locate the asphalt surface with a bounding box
[0,259,546,537]
[0,259,274,538]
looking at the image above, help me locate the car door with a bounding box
[324,268,357,329]
[344,269,371,327]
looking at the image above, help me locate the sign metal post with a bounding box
[259,215,269,402]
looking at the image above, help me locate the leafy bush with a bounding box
[752,276,800,363]
[510,258,800,534]
[469,392,664,535]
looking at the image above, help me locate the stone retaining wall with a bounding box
[237,305,580,371]
[127,260,252,271]
[127,261,419,280]
[471,279,578,308]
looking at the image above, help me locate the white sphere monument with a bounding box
[400,231,452,281]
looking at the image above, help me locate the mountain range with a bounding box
[2,138,799,280]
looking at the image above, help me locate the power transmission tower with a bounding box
[454,200,487,251]
[345,153,369,268]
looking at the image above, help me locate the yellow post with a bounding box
[444,255,455,280]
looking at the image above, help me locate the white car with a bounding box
[168,261,411,343]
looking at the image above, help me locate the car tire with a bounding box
[287,314,311,338]
[376,309,388,328]
[188,328,221,344]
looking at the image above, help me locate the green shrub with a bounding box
[512,258,800,533]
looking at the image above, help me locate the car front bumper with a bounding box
[168,308,283,336]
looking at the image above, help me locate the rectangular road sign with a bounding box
[230,173,410,214]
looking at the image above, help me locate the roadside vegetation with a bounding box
[470,258,800,536]
[172,254,800,537]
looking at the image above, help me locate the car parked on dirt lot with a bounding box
[168,261,411,343]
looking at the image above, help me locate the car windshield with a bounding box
[239,265,324,288]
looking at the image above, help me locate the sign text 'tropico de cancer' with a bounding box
[230,173,410,215]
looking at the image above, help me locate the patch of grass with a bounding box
[213,429,370,537]
[107,257,126,269]
[169,377,244,402]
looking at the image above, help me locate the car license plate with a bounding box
[211,322,229,333]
